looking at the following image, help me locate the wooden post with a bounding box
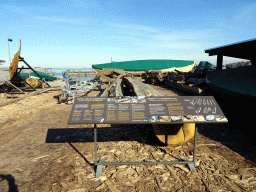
[217,53,223,70]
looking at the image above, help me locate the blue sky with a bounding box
[0,0,255,68]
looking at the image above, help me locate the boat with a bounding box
[92,59,196,74]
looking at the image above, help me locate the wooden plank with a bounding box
[165,80,203,96]
[101,75,124,96]
[5,80,24,92]
[0,87,54,107]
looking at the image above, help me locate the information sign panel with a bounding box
[68,96,228,124]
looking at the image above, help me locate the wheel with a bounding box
[58,95,62,104]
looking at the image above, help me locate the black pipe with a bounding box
[19,56,51,87]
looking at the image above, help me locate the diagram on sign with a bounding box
[72,116,81,121]
[95,116,104,122]
[190,97,217,114]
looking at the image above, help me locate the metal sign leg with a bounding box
[94,125,98,167]
[94,125,104,177]
[180,126,197,172]
[94,125,105,186]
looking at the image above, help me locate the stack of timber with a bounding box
[164,71,205,96]
[144,67,207,96]
[225,61,251,69]
[144,70,166,84]
[97,68,127,84]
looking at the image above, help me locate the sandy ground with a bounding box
[0,80,256,192]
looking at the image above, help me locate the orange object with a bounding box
[9,39,21,78]
[152,123,195,145]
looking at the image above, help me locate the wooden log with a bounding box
[146,73,159,79]
[127,72,145,76]
[94,74,125,128]
[98,68,126,77]
[0,87,54,107]
[99,76,114,84]
[186,78,206,85]
[115,79,123,96]
[165,79,203,96]
[157,72,166,83]
[123,77,163,97]
[101,74,125,97]
[166,72,181,81]
[109,79,123,97]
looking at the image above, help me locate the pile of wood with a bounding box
[164,71,206,96]
[95,67,209,96]
[144,70,167,84]
[97,68,127,84]
[143,69,207,96]
[225,61,251,68]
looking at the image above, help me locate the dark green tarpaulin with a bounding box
[9,73,29,83]
[14,73,29,83]
[19,73,29,80]
[92,59,194,71]
[206,65,256,97]
[31,71,57,81]
[197,61,216,70]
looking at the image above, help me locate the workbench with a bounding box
[68,96,228,184]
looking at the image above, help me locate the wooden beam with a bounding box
[5,80,24,93]
[217,54,223,70]
[0,87,53,107]
[209,52,217,56]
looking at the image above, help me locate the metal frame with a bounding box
[59,78,102,104]
[18,56,51,88]
[93,124,198,180]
